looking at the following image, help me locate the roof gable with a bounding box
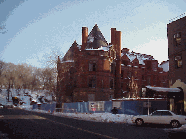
[62,41,78,62]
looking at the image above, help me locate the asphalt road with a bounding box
[0,108,186,139]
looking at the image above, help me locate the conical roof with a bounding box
[86,24,108,49]
[62,41,78,62]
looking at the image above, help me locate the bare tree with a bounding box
[0,60,5,88]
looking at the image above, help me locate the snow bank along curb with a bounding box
[25,107,134,124]
[21,107,186,131]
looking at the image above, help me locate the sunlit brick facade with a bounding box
[57,24,169,103]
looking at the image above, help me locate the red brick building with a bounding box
[167,14,186,114]
[120,49,169,98]
[57,24,169,103]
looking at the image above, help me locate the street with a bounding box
[0,108,185,139]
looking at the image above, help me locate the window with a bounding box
[89,62,96,71]
[175,55,182,68]
[161,111,172,116]
[174,32,181,46]
[89,77,96,88]
[151,111,162,116]
[146,61,152,70]
[121,70,124,79]
[110,78,114,89]
[110,63,115,74]
[128,71,131,78]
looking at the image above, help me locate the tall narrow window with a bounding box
[89,62,96,71]
[110,78,114,89]
[175,55,182,68]
[174,32,181,46]
[121,70,124,79]
[110,63,115,74]
[146,61,152,70]
[89,77,96,88]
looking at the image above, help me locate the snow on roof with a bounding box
[77,45,81,50]
[85,45,110,51]
[123,51,155,65]
[86,24,108,49]
[112,98,165,101]
[61,60,74,63]
[146,86,181,92]
[87,36,94,43]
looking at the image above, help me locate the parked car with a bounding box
[132,110,186,128]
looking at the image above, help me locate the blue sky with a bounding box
[0,0,186,68]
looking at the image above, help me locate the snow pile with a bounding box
[25,107,134,124]
[53,112,133,123]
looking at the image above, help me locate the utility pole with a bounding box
[7,83,10,102]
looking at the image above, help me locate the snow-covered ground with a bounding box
[0,88,54,106]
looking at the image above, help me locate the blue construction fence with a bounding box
[60,99,168,115]
[33,102,56,113]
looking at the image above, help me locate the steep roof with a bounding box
[62,41,78,62]
[121,50,155,65]
[86,24,108,49]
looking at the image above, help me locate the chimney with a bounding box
[111,28,122,98]
[115,31,121,59]
[81,27,88,50]
[111,28,116,46]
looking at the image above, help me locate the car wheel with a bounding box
[136,119,144,126]
[170,120,180,128]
